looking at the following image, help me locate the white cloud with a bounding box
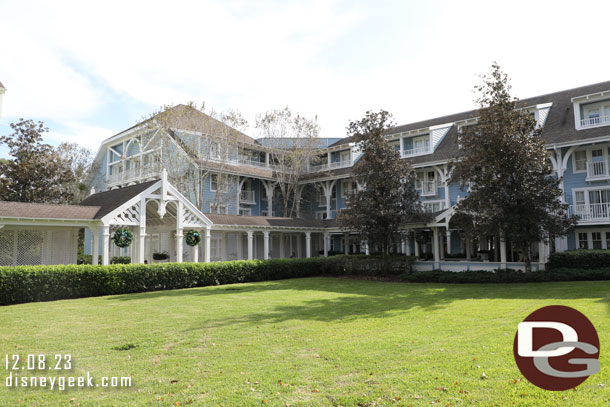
[0,0,609,147]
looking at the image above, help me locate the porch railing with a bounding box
[401,146,431,157]
[569,203,610,221]
[308,159,352,173]
[417,180,437,196]
[107,162,161,186]
[586,160,609,179]
[580,115,610,128]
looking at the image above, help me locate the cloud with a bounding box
[0,0,609,150]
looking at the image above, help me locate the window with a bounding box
[261,210,276,217]
[573,150,587,172]
[210,174,218,192]
[239,207,251,216]
[412,135,430,153]
[575,191,585,206]
[210,142,220,159]
[580,100,610,128]
[341,181,357,198]
[389,140,400,151]
[214,205,228,214]
[315,211,328,220]
[606,232,610,249]
[592,232,603,249]
[339,150,351,163]
[210,174,229,193]
[423,201,444,213]
[578,232,589,249]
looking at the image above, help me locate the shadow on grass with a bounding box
[106,277,610,325]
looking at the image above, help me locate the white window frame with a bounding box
[238,207,251,216]
[315,211,328,220]
[572,149,588,173]
[341,180,357,199]
[339,150,351,163]
[572,185,610,207]
[573,93,610,130]
[422,199,445,213]
[574,228,610,250]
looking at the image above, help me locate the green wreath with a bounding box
[185,230,202,247]
[112,228,134,248]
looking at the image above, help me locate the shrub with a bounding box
[400,268,610,284]
[0,257,347,305]
[547,250,610,270]
[110,256,131,264]
[153,252,169,261]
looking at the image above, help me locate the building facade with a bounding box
[77,81,610,270]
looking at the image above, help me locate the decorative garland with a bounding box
[185,230,202,247]
[112,228,134,248]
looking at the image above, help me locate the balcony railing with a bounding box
[570,203,610,221]
[402,146,431,157]
[308,159,352,173]
[580,115,610,128]
[239,190,255,204]
[417,180,437,196]
[107,163,161,186]
[586,160,609,179]
[237,156,268,168]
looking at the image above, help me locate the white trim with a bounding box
[573,227,610,250]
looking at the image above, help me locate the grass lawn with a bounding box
[0,277,609,406]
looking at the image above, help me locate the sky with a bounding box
[1,0,609,157]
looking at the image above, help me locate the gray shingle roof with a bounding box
[80,181,157,219]
[0,201,101,220]
[327,80,610,166]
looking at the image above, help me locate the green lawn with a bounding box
[0,278,609,406]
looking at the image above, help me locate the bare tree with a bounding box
[255,107,321,217]
[143,102,247,212]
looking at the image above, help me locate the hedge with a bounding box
[547,250,610,270]
[400,268,610,284]
[0,255,414,305]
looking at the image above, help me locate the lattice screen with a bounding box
[0,228,76,266]
[16,230,44,266]
[0,230,14,266]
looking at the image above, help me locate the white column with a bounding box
[323,233,329,257]
[305,232,311,258]
[279,233,285,258]
[247,230,254,260]
[401,239,406,254]
[432,227,440,269]
[343,233,349,255]
[500,238,507,269]
[405,234,412,256]
[102,225,110,266]
[138,227,146,264]
[263,231,270,260]
[538,240,548,267]
[414,238,420,257]
[445,230,451,256]
[91,227,100,265]
[192,244,199,263]
[138,197,146,264]
[176,201,184,263]
[365,241,370,255]
[204,228,211,263]
[325,192,332,220]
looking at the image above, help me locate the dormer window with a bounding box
[580,100,610,128]
[573,91,610,130]
[402,134,431,157]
